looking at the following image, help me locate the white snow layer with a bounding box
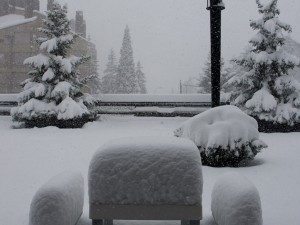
[12,95,89,120]
[88,136,203,205]
[24,54,50,69]
[211,172,262,225]
[174,105,266,151]
[245,87,277,112]
[57,97,89,120]
[0,14,37,30]
[29,171,84,225]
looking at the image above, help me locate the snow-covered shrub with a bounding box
[174,105,267,167]
[211,172,263,225]
[89,137,203,205]
[11,2,97,128]
[226,0,300,128]
[29,171,84,225]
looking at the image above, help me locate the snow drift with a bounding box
[174,105,267,166]
[211,172,263,225]
[88,136,203,205]
[29,171,84,225]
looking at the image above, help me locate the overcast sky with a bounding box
[40,0,300,93]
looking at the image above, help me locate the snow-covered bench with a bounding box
[88,137,203,225]
[29,172,84,225]
[211,172,263,225]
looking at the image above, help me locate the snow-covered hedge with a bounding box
[174,105,267,167]
[89,137,203,205]
[211,172,263,225]
[29,172,84,225]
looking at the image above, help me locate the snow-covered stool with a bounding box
[29,171,84,225]
[211,172,263,225]
[88,137,203,225]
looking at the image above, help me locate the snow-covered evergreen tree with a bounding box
[227,0,300,125]
[86,37,101,94]
[115,25,138,93]
[135,61,147,94]
[101,49,117,93]
[11,2,96,128]
[199,52,228,93]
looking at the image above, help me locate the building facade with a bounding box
[0,0,98,93]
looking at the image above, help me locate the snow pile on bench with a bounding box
[174,105,267,166]
[89,137,203,205]
[29,171,84,225]
[211,172,263,225]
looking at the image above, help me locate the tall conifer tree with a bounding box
[102,49,117,93]
[135,61,147,94]
[116,25,137,93]
[227,0,300,125]
[11,2,96,128]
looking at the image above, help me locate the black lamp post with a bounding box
[207,0,225,107]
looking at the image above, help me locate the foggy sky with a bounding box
[40,0,300,93]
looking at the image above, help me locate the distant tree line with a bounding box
[101,26,147,94]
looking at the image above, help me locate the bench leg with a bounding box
[190,220,200,225]
[181,220,200,225]
[181,220,190,225]
[103,220,113,225]
[92,220,103,225]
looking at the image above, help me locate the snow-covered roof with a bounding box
[0,14,37,30]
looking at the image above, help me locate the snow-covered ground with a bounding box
[0,115,300,225]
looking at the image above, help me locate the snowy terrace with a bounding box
[0,115,300,225]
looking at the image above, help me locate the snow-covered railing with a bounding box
[94,94,227,116]
[0,94,228,116]
[0,94,18,115]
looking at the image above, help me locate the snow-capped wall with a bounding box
[89,137,203,205]
[29,171,84,225]
[211,172,263,225]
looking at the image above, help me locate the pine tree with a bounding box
[115,25,137,93]
[135,61,147,94]
[199,52,228,93]
[11,2,96,128]
[227,0,300,125]
[102,49,117,93]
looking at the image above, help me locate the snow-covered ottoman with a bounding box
[174,105,267,167]
[29,171,84,225]
[211,172,263,225]
[88,137,203,225]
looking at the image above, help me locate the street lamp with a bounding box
[206,0,225,10]
[207,0,225,107]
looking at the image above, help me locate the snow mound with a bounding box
[174,105,266,151]
[88,136,203,205]
[174,105,267,166]
[211,172,263,225]
[29,171,84,225]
